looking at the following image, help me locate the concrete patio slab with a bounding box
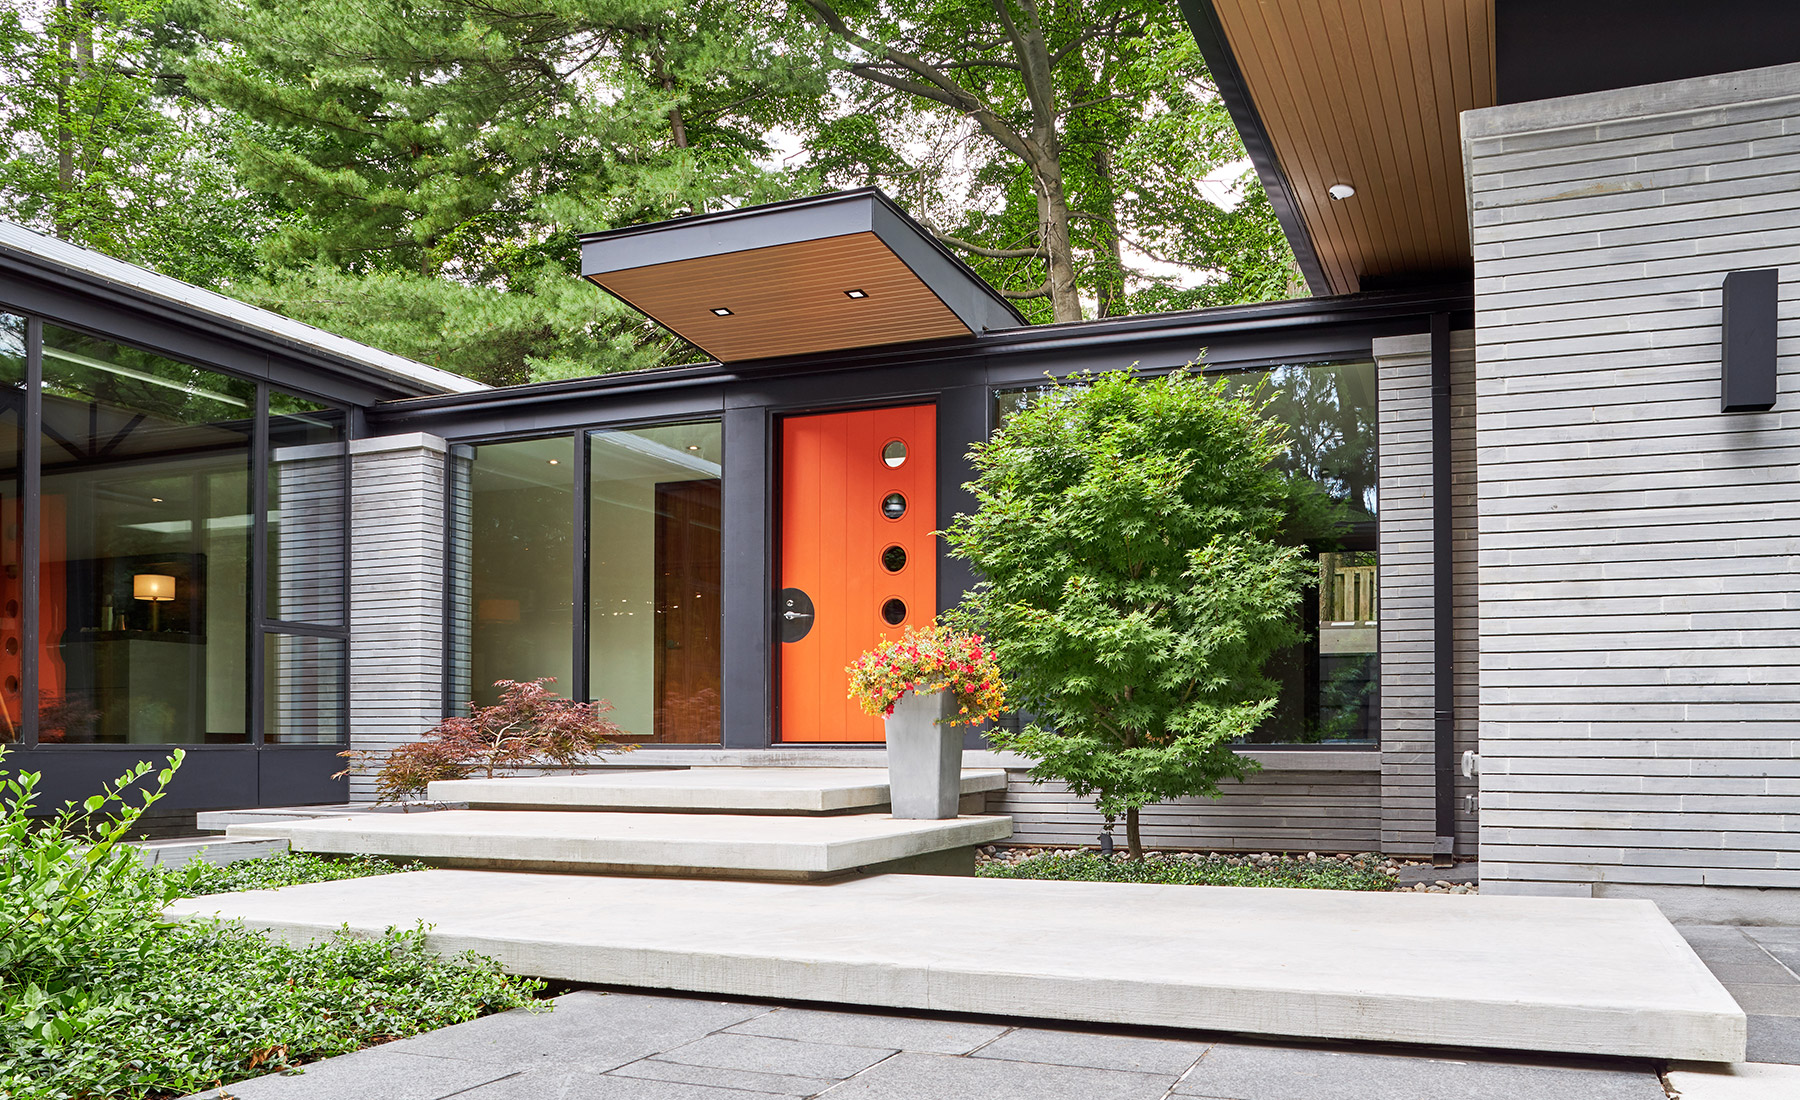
[427,768,1008,814]
[167,869,1745,1061]
[223,810,1012,880]
[1664,1060,1800,1100]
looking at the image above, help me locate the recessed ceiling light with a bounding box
[844,289,868,299]
[710,307,733,316]
[547,459,560,465]
[1328,183,1356,201]
[686,445,699,451]
[151,497,163,503]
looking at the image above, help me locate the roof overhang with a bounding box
[580,189,1025,364]
[1179,0,1494,297]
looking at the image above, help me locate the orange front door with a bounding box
[778,405,936,742]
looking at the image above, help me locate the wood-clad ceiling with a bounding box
[1210,0,1495,295]
[595,233,971,363]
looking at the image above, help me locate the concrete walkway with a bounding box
[185,989,1679,1100]
[166,869,1745,1061]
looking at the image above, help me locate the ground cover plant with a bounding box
[978,850,1393,892]
[182,850,428,896]
[0,749,544,1100]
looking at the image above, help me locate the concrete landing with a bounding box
[225,811,1013,881]
[167,869,1746,1062]
[428,768,1008,814]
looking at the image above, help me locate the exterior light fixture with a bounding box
[547,459,560,465]
[1328,183,1356,201]
[710,307,733,316]
[686,444,700,451]
[844,289,868,299]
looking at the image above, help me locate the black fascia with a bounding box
[370,286,1472,441]
[579,188,1026,337]
[1175,0,1332,298]
[0,258,427,408]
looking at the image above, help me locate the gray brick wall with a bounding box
[1373,331,1480,858]
[347,434,450,801]
[1465,63,1800,899]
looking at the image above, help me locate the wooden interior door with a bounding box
[779,405,935,742]
[653,479,722,743]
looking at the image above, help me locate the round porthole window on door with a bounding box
[881,544,907,573]
[881,439,907,467]
[881,597,907,626]
[881,492,907,520]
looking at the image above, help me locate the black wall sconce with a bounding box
[1722,268,1778,412]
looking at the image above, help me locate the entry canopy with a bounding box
[579,188,1024,364]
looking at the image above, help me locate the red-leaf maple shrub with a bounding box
[338,678,630,801]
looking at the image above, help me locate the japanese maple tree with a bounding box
[339,679,630,802]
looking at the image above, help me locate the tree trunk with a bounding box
[1125,806,1143,860]
[1033,156,1083,323]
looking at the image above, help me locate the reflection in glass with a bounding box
[881,439,907,467]
[881,597,906,626]
[881,492,906,519]
[39,325,253,743]
[460,436,574,707]
[0,316,21,742]
[265,632,346,743]
[992,361,1380,746]
[588,422,722,743]
[881,544,906,573]
[268,392,346,625]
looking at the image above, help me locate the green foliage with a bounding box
[944,367,1323,856]
[0,749,543,1100]
[0,0,268,285]
[182,851,428,896]
[0,923,544,1100]
[978,851,1394,892]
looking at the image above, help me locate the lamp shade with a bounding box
[133,573,176,602]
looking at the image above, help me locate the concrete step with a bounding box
[167,869,1746,1063]
[225,810,1013,881]
[428,768,1008,815]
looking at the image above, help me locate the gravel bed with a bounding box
[975,845,1480,894]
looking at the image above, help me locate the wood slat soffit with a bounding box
[1212,0,1495,294]
[580,190,1023,365]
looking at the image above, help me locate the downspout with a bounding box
[1431,312,1456,866]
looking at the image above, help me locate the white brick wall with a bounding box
[1465,63,1800,900]
[347,434,450,801]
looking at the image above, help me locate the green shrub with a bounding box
[978,851,1393,892]
[182,851,428,896]
[0,748,545,1100]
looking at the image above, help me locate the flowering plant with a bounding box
[846,624,1006,726]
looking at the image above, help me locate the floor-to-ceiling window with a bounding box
[0,318,348,748]
[451,421,724,742]
[993,359,1379,745]
[587,422,722,743]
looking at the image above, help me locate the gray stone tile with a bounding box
[1172,1042,1666,1100]
[181,1048,513,1100]
[1744,927,1800,946]
[611,1056,838,1096]
[1731,983,1800,1016]
[726,1006,1007,1054]
[972,1026,1210,1075]
[1753,940,1800,976]
[814,1051,1175,1100]
[656,1032,892,1079]
[1748,1015,1800,1066]
[1704,960,1797,985]
[387,992,770,1073]
[451,1068,775,1099]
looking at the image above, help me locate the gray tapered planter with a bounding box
[884,689,961,819]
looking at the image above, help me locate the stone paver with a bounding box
[1681,923,1800,1066]
[1664,1060,1800,1100]
[651,1032,893,1079]
[184,1048,513,1100]
[816,1050,1177,1100]
[724,1005,1007,1053]
[1172,1041,1667,1100]
[972,1025,1209,1075]
[186,988,1672,1100]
